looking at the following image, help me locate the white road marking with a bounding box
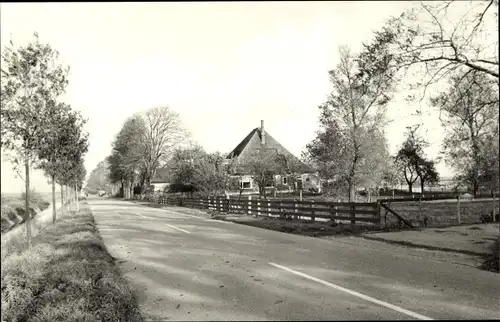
[205,219,233,224]
[159,209,206,220]
[133,212,190,234]
[269,262,433,321]
[165,223,191,234]
[134,212,147,219]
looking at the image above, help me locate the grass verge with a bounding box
[209,212,381,237]
[481,238,500,273]
[1,202,143,322]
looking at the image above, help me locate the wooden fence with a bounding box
[140,195,381,227]
[136,192,499,230]
[379,195,499,228]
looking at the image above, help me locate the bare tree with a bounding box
[370,0,498,101]
[139,106,189,191]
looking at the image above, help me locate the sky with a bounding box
[1,1,453,193]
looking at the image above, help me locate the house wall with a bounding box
[228,173,321,193]
[152,182,170,192]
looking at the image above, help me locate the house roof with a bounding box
[151,167,174,183]
[226,125,313,173]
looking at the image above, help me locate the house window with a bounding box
[240,179,251,189]
[283,177,287,185]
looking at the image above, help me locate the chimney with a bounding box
[260,120,266,145]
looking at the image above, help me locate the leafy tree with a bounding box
[394,126,429,193]
[1,32,69,246]
[416,158,440,193]
[107,115,147,198]
[304,45,396,201]
[477,127,499,195]
[36,100,88,222]
[167,145,230,197]
[67,158,87,212]
[242,149,286,199]
[430,70,499,197]
[87,160,115,195]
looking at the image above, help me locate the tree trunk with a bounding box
[348,182,355,202]
[75,184,79,212]
[60,184,64,217]
[468,111,480,199]
[24,158,32,248]
[420,179,425,194]
[66,185,70,212]
[408,182,413,193]
[52,176,56,224]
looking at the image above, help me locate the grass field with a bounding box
[0,202,143,322]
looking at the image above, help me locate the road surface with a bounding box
[89,198,500,321]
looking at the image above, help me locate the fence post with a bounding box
[457,195,461,225]
[350,204,356,230]
[267,200,271,217]
[418,196,422,227]
[310,200,315,222]
[257,200,261,217]
[376,201,382,229]
[329,204,335,223]
[226,195,230,213]
[493,195,497,222]
[279,200,283,219]
[248,195,252,216]
[294,199,298,220]
[299,189,303,202]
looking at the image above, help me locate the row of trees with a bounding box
[1,33,88,246]
[304,0,498,200]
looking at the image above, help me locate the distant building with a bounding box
[225,120,321,193]
[150,167,173,193]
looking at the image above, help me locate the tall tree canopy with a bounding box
[304,45,396,201]
[431,69,499,196]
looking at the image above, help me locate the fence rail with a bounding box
[139,195,380,226]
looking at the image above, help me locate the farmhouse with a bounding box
[225,120,321,193]
[150,167,172,193]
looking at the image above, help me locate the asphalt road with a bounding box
[89,198,500,321]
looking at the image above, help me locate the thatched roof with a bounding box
[226,122,313,174]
